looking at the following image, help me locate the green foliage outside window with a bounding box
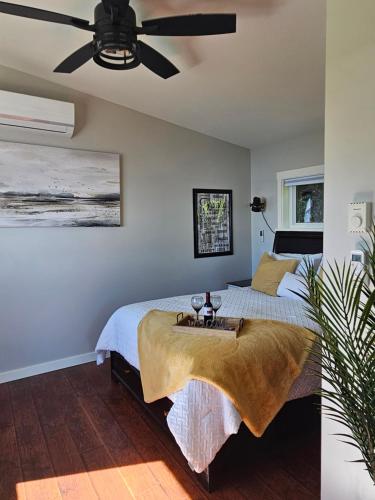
[296,183,324,223]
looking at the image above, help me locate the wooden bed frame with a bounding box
[110,231,323,492]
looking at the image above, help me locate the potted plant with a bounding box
[301,225,375,485]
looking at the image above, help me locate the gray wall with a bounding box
[0,65,251,373]
[250,130,325,273]
[322,1,375,497]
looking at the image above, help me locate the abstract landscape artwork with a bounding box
[0,141,120,227]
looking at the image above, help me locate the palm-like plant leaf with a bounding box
[300,224,375,485]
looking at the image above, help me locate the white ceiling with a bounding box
[0,0,326,149]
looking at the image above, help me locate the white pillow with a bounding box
[269,252,322,276]
[277,272,307,301]
[281,252,323,275]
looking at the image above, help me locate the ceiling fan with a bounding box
[0,1,236,79]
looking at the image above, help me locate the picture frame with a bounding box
[0,141,120,227]
[193,188,233,258]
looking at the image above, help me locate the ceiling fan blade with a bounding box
[141,13,236,36]
[138,41,179,79]
[0,1,94,31]
[54,42,96,74]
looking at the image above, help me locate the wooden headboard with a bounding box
[273,231,323,255]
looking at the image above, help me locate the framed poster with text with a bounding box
[193,188,233,258]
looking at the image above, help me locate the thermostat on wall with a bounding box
[348,202,372,233]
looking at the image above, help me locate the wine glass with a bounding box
[191,295,204,322]
[211,295,222,322]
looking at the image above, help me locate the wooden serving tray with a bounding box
[172,313,244,339]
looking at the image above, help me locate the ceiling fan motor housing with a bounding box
[93,2,140,70]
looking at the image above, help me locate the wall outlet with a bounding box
[260,230,264,243]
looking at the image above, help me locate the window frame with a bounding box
[277,165,324,232]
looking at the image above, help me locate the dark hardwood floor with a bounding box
[0,361,320,499]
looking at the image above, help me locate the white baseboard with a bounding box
[0,351,101,384]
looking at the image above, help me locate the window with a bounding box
[277,166,324,231]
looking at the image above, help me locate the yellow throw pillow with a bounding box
[252,252,299,296]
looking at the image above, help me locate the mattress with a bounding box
[96,287,320,473]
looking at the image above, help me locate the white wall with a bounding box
[250,130,324,273]
[0,65,251,375]
[323,0,375,498]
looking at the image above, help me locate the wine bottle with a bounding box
[203,291,213,325]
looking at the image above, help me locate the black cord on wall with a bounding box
[261,211,275,234]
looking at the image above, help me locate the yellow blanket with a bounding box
[138,310,315,437]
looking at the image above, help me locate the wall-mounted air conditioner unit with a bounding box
[0,90,75,137]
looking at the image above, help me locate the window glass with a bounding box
[295,183,324,224]
[277,166,324,230]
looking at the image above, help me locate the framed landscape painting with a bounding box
[193,188,233,258]
[0,141,120,227]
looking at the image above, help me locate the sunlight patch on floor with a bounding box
[16,475,61,500]
[16,460,193,499]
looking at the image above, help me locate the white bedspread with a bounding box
[96,287,320,473]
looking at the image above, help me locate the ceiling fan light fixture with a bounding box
[94,29,140,70]
[93,3,140,70]
[94,43,140,70]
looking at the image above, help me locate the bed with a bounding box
[95,231,323,491]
